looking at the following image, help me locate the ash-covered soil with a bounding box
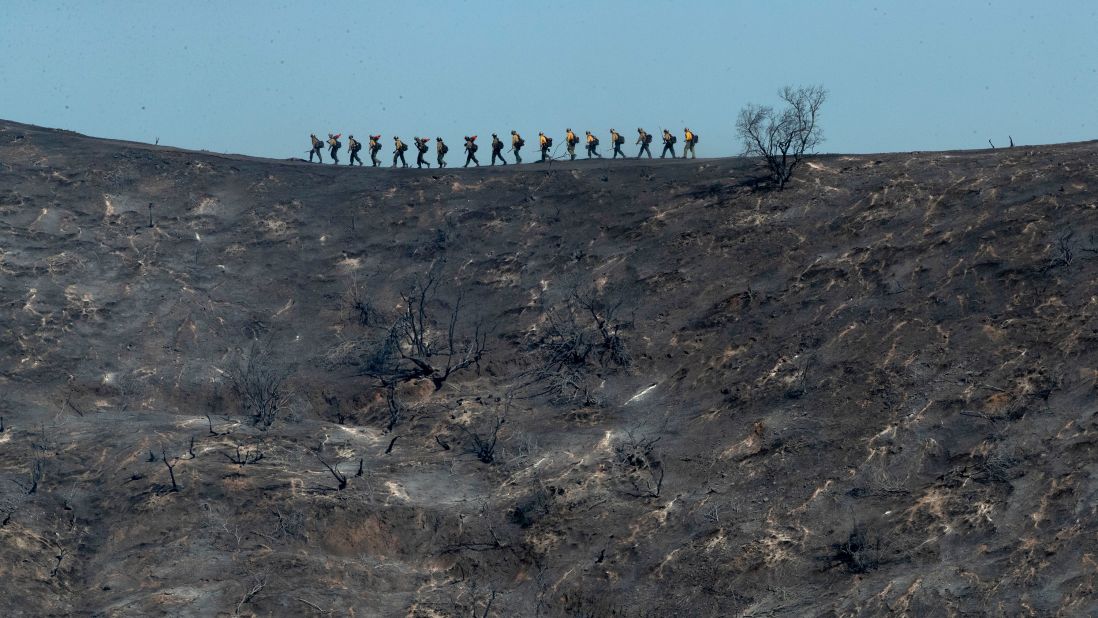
[2,120,1098,616]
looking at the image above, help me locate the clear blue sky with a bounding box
[1,1,1095,158]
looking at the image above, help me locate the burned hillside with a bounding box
[1,120,1097,616]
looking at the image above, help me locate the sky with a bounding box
[1,1,1096,159]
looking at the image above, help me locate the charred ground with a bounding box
[1,120,1097,616]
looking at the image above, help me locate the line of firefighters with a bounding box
[307,128,699,168]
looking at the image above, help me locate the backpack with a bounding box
[517,138,525,148]
[469,143,478,152]
[418,142,428,153]
[692,134,699,144]
[644,134,653,144]
[670,135,677,144]
[615,134,624,145]
[545,137,553,147]
[399,142,408,152]
[441,144,449,154]
[334,140,342,150]
[591,137,599,146]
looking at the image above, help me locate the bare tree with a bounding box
[227,342,290,429]
[362,268,487,391]
[162,447,181,493]
[736,85,827,189]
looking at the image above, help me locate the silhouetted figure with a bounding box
[491,134,507,165]
[610,129,626,158]
[636,128,653,158]
[369,135,382,166]
[436,137,448,168]
[347,135,364,166]
[414,137,431,168]
[683,128,697,159]
[538,132,552,162]
[464,135,479,167]
[511,131,524,163]
[585,131,602,158]
[327,133,342,164]
[393,136,409,167]
[661,130,676,159]
[565,129,578,161]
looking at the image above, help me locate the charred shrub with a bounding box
[457,416,505,464]
[825,525,881,574]
[514,282,633,404]
[613,431,664,498]
[361,266,487,391]
[510,486,556,528]
[226,342,291,429]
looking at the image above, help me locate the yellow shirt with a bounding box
[566,131,576,144]
[685,131,694,142]
[539,135,548,146]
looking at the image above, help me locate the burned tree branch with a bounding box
[314,452,348,490]
[162,447,180,493]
